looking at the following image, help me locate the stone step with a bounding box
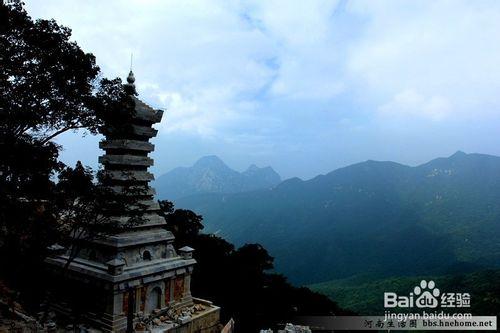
[107,185,156,196]
[131,97,164,123]
[126,199,160,211]
[99,154,154,166]
[100,139,154,152]
[89,228,174,248]
[102,170,154,182]
[131,124,158,138]
[108,213,166,228]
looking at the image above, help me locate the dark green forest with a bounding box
[309,270,500,317]
[160,201,351,332]
[176,152,500,285]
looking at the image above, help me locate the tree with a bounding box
[159,200,204,247]
[0,2,126,311]
[159,201,352,332]
[55,162,148,264]
[0,136,61,310]
[54,162,121,269]
[0,1,121,144]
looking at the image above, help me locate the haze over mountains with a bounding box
[175,151,500,285]
[155,155,281,200]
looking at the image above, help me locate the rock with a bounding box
[45,321,57,332]
[78,325,90,333]
[177,315,191,324]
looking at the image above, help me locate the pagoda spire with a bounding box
[124,70,136,95]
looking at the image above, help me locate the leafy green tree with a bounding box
[54,162,130,269]
[0,2,125,310]
[0,136,61,310]
[159,200,204,247]
[159,200,351,332]
[0,1,117,143]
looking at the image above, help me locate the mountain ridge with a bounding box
[155,155,281,200]
[176,151,500,285]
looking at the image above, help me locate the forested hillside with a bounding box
[177,152,500,284]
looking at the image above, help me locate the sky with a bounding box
[24,0,500,180]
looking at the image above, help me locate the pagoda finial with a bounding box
[124,53,136,95]
[127,70,135,84]
[124,70,136,95]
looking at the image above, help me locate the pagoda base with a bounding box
[45,254,220,332]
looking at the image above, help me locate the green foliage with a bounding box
[160,201,352,332]
[0,135,61,309]
[177,152,500,284]
[309,270,500,317]
[54,163,138,262]
[160,201,204,248]
[2,2,88,141]
[0,2,124,310]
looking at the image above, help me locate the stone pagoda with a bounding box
[46,72,220,332]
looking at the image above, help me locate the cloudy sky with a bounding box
[25,0,500,179]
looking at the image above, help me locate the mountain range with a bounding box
[175,151,500,285]
[155,155,281,200]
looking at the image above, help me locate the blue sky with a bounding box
[25,0,500,179]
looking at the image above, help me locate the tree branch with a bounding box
[40,124,84,144]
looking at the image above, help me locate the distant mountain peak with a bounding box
[450,150,467,158]
[193,155,227,168]
[246,164,260,172]
[155,156,281,199]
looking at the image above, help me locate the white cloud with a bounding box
[243,0,346,100]
[347,0,500,120]
[379,89,452,121]
[25,0,278,138]
[26,0,500,127]
[22,0,500,177]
